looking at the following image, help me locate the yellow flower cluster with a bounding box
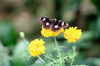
[28,39,45,57]
[41,26,64,37]
[64,27,82,43]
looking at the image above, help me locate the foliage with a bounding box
[0,0,100,66]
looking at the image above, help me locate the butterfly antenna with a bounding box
[55,13,61,19]
[52,13,55,19]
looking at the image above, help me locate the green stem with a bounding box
[22,37,29,46]
[44,55,55,62]
[70,44,76,66]
[39,56,46,63]
[70,57,74,66]
[44,55,55,66]
[53,36,61,62]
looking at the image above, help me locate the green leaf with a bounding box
[73,65,88,66]
[0,19,17,46]
[59,46,67,49]
[66,50,78,60]
[12,40,37,66]
[0,42,12,66]
[45,61,54,66]
[30,63,42,66]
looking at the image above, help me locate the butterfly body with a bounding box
[38,17,69,32]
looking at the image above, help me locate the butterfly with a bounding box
[38,17,69,32]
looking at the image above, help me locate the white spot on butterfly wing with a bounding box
[46,22,49,26]
[54,25,58,28]
[61,22,64,26]
[39,17,41,20]
[38,17,42,21]
[66,23,68,26]
[43,18,46,21]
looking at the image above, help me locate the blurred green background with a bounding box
[0,0,100,66]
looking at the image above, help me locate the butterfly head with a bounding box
[52,19,57,21]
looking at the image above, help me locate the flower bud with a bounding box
[19,32,25,38]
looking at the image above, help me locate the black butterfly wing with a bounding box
[38,17,69,32]
[58,20,69,28]
[51,20,60,32]
[38,17,53,29]
[51,20,69,32]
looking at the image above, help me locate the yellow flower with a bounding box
[64,27,82,43]
[41,26,64,37]
[28,39,45,57]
